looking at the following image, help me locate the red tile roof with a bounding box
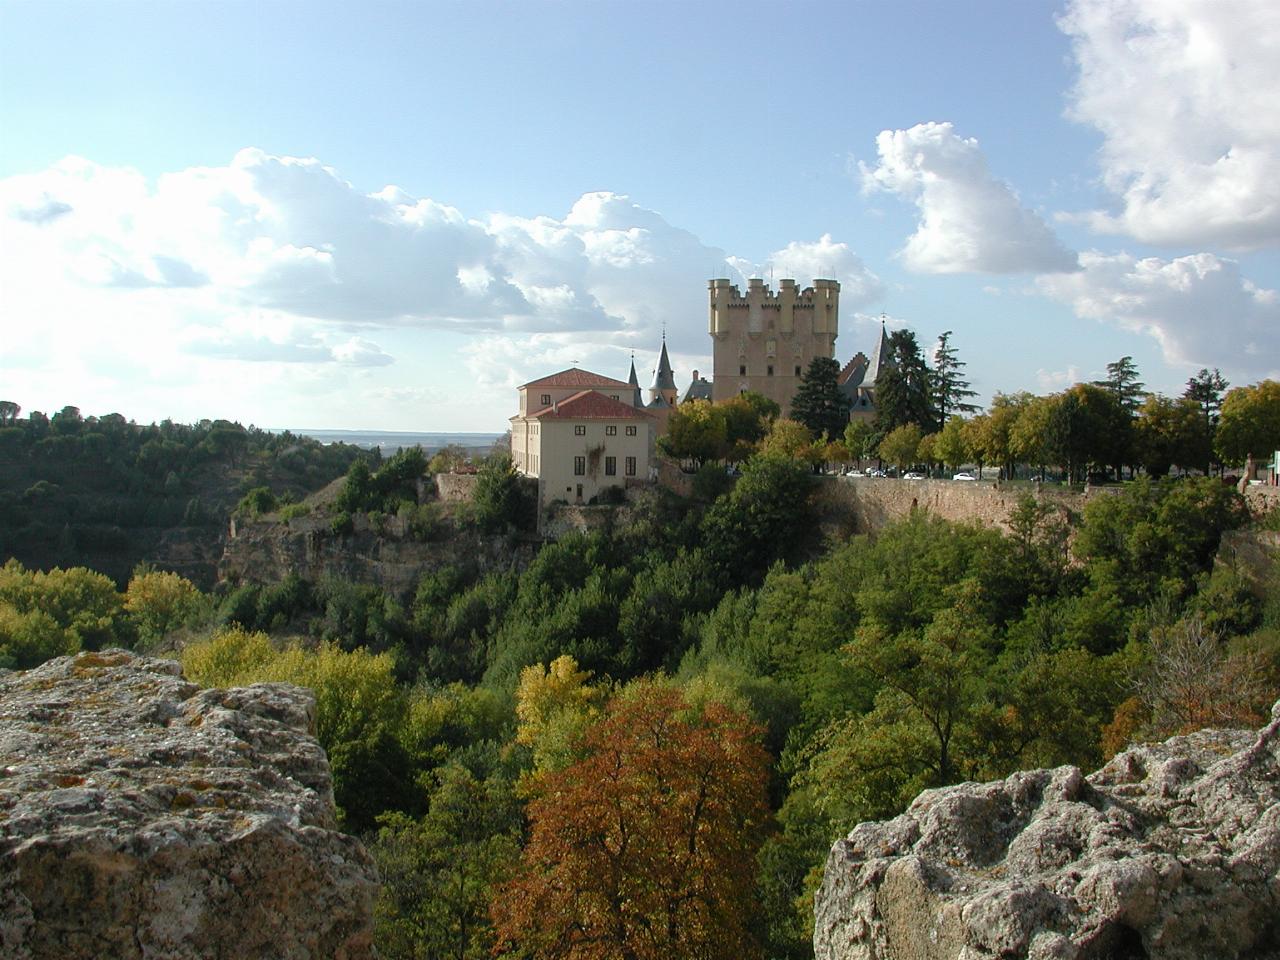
[528,390,653,421]
[519,367,633,390]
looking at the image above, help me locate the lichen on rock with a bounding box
[814,701,1280,960]
[0,649,377,959]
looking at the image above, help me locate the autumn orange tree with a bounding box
[491,680,770,960]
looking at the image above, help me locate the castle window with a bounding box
[795,365,802,377]
[575,425,586,436]
[574,456,586,476]
[605,456,616,476]
[606,425,617,436]
[625,456,636,477]
[625,425,637,436]
[540,394,551,406]
[767,365,774,376]
[739,364,747,376]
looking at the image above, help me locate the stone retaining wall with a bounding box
[434,472,480,502]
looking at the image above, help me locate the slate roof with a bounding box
[520,368,633,391]
[649,339,676,392]
[528,390,653,420]
[682,377,713,403]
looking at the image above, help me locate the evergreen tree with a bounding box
[1183,368,1229,426]
[789,356,851,441]
[1092,356,1147,415]
[931,331,980,422]
[1183,367,1229,474]
[874,330,934,436]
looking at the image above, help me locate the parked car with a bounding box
[866,468,886,478]
[952,472,976,481]
[902,471,926,480]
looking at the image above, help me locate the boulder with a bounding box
[814,701,1280,959]
[0,650,377,959]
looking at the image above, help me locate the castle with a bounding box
[512,276,889,506]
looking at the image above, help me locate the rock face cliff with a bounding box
[814,701,1280,960]
[0,650,377,959]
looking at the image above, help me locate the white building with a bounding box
[511,368,654,506]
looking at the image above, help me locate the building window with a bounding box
[574,456,586,476]
[605,456,616,476]
[611,394,618,401]
[767,365,774,376]
[739,364,747,376]
[625,425,637,436]
[606,425,617,436]
[625,456,636,477]
[795,365,802,377]
[540,394,551,406]
[575,425,586,436]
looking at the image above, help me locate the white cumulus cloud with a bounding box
[1059,0,1280,249]
[725,234,884,306]
[1037,251,1280,379]
[860,122,1078,274]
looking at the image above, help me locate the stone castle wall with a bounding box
[814,476,1103,535]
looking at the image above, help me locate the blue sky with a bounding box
[2,0,1277,431]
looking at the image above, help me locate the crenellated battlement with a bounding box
[708,276,840,414]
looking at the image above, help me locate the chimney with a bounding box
[692,369,700,381]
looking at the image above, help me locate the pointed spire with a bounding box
[863,315,893,385]
[649,338,676,392]
[628,351,644,407]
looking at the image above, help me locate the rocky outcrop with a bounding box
[0,650,377,959]
[220,508,539,599]
[814,702,1280,960]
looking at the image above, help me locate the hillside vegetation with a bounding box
[4,453,1278,960]
[0,406,365,585]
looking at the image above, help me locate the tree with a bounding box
[1182,368,1229,475]
[1010,394,1055,480]
[372,764,521,960]
[0,401,19,425]
[472,455,524,532]
[931,331,980,422]
[878,423,923,473]
[336,457,375,513]
[701,454,816,584]
[790,356,851,441]
[659,400,728,468]
[1184,368,1229,426]
[514,655,604,774]
[758,418,818,464]
[933,416,971,472]
[980,392,1032,480]
[1215,380,1280,467]
[491,681,770,960]
[1093,356,1147,415]
[1135,394,1209,477]
[843,419,875,467]
[125,568,208,648]
[1043,384,1129,483]
[718,392,777,461]
[874,330,934,435]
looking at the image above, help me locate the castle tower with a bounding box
[708,277,839,416]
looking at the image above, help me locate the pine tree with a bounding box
[1093,356,1147,415]
[931,331,980,423]
[790,356,851,441]
[874,330,934,436]
[1182,367,1230,474]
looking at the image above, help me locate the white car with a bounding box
[902,471,926,480]
[952,472,976,481]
